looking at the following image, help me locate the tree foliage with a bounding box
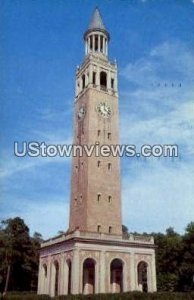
[0,217,43,293]
[1,219,194,293]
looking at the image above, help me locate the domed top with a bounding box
[84,7,110,40]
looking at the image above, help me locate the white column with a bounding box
[147,262,152,292]
[37,261,42,294]
[98,35,100,52]
[86,40,88,55]
[72,249,80,294]
[92,35,95,52]
[129,253,135,291]
[107,70,111,90]
[95,261,99,294]
[99,251,106,293]
[96,66,100,90]
[102,37,105,54]
[46,258,51,295]
[123,261,128,292]
[105,39,108,56]
[115,73,118,92]
[50,262,56,297]
[88,64,92,86]
[89,36,92,52]
[151,253,157,292]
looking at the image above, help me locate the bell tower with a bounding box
[38,8,157,296]
[69,8,122,235]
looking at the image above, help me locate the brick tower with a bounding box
[38,8,157,297]
[69,8,122,235]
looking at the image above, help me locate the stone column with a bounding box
[114,72,118,92]
[107,70,111,90]
[151,253,157,292]
[129,253,135,291]
[123,261,128,292]
[59,257,64,295]
[71,249,80,294]
[88,36,92,53]
[46,258,51,295]
[88,64,93,87]
[95,260,99,294]
[98,35,100,52]
[96,66,100,90]
[102,37,105,55]
[37,260,42,294]
[99,251,105,293]
[92,35,95,52]
[50,262,55,297]
[147,262,152,292]
[105,39,108,56]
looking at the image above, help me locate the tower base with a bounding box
[38,230,157,296]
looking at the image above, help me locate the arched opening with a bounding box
[110,258,123,293]
[83,258,95,294]
[54,261,59,296]
[67,260,72,295]
[100,71,107,90]
[137,261,148,292]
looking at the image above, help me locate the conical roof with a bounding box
[84,7,110,40]
[88,7,106,31]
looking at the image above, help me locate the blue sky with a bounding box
[0,0,194,238]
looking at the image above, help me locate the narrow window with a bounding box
[97,194,101,202]
[108,163,112,171]
[108,195,112,203]
[108,132,111,140]
[111,78,114,89]
[75,165,78,171]
[97,161,101,167]
[95,35,98,51]
[97,225,101,232]
[100,36,103,52]
[82,74,85,89]
[97,130,101,136]
[109,226,112,234]
[90,36,93,50]
[93,72,96,85]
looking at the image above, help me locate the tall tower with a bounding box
[69,8,122,235]
[38,9,157,297]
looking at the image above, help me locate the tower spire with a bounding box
[88,7,106,31]
[84,8,110,57]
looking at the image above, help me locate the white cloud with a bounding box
[120,40,194,233]
[120,41,194,154]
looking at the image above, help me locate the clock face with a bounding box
[97,102,111,118]
[78,106,86,120]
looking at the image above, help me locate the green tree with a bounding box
[0,218,42,294]
[153,227,183,292]
[179,222,194,291]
